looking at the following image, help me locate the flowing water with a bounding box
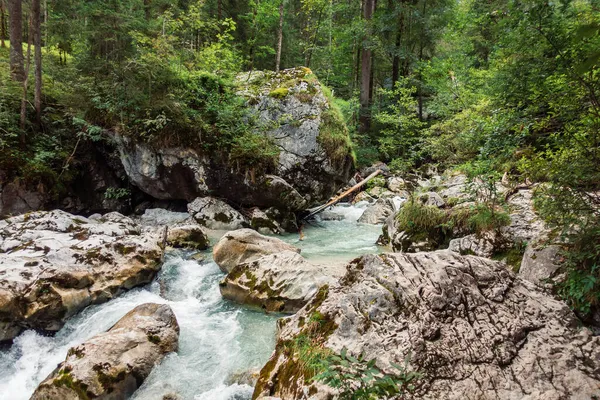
[0,203,381,400]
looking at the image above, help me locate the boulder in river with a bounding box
[213,228,300,273]
[0,210,162,342]
[31,303,179,400]
[113,68,353,210]
[219,250,343,313]
[254,251,600,399]
[166,224,209,250]
[188,197,248,231]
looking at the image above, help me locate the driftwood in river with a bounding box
[303,169,382,220]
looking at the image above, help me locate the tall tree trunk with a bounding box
[7,0,24,81]
[1,0,6,48]
[217,0,222,20]
[20,10,33,135]
[359,0,375,133]
[32,0,42,125]
[275,1,283,72]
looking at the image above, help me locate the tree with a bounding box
[359,0,375,133]
[32,0,42,124]
[275,0,283,72]
[0,0,7,48]
[7,0,24,81]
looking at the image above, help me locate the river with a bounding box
[0,202,382,400]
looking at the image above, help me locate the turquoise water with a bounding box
[0,203,382,400]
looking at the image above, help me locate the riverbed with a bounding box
[0,203,382,400]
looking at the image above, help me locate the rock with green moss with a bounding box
[114,67,353,212]
[254,251,600,399]
[0,210,163,343]
[31,303,179,400]
[236,67,354,207]
[220,250,343,313]
[213,228,299,273]
[188,197,249,231]
[166,224,209,250]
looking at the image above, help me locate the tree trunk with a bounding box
[20,10,33,134]
[7,0,24,81]
[32,0,42,125]
[217,0,222,20]
[275,1,284,72]
[359,0,375,133]
[1,0,6,48]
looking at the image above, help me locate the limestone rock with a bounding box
[115,68,353,209]
[219,250,342,313]
[249,208,282,235]
[351,191,375,204]
[519,237,563,285]
[419,191,446,208]
[188,197,248,231]
[212,229,300,273]
[31,303,179,400]
[501,189,547,243]
[386,176,406,192]
[0,210,162,342]
[358,197,404,225]
[448,232,498,258]
[254,251,600,399]
[166,224,209,250]
[366,186,395,199]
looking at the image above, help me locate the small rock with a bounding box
[386,176,406,192]
[249,208,282,235]
[357,198,396,225]
[31,303,179,400]
[519,236,563,285]
[166,224,209,250]
[213,229,300,273]
[188,197,248,230]
[419,191,446,207]
[352,191,375,204]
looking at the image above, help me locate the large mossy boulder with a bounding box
[0,210,163,342]
[31,303,179,400]
[253,251,600,399]
[114,67,354,211]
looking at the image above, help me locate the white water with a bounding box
[0,203,380,400]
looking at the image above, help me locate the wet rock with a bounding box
[254,251,600,399]
[357,197,404,225]
[166,224,209,250]
[264,207,298,234]
[366,186,395,199]
[0,210,162,342]
[188,197,248,231]
[213,229,300,273]
[31,303,179,400]
[249,208,282,235]
[351,191,375,204]
[220,250,342,313]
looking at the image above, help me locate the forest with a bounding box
[0,0,600,398]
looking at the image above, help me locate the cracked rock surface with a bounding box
[0,210,162,342]
[30,303,179,400]
[254,250,600,399]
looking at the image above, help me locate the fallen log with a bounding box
[303,169,382,220]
